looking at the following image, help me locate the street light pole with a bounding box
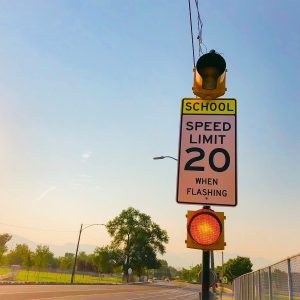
[70,223,105,284]
[71,224,83,284]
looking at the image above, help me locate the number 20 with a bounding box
[184,147,230,172]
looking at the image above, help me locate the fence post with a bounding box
[258,270,262,300]
[240,277,242,300]
[247,274,250,300]
[268,267,273,300]
[287,258,294,300]
[244,275,246,300]
[252,273,255,300]
[241,276,244,300]
[239,276,243,300]
[248,274,250,300]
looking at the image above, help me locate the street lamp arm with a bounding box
[164,156,178,161]
[153,155,178,161]
[82,223,106,231]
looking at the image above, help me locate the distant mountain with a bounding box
[7,234,37,250]
[49,243,95,256]
[7,234,96,256]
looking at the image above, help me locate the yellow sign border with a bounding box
[182,98,236,115]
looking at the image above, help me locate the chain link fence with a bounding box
[233,253,300,299]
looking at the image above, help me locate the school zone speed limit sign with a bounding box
[176,98,237,206]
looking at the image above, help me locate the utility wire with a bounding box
[0,221,77,232]
[188,0,196,67]
[187,0,206,66]
[194,0,204,56]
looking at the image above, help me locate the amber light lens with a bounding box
[189,213,221,245]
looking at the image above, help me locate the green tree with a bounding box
[49,256,59,269]
[23,250,34,271]
[215,265,223,280]
[93,246,122,273]
[157,259,170,279]
[0,233,12,264]
[58,253,74,271]
[76,251,95,272]
[106,207,169,278]
[179,264,201,282]
[179,267,190,281]
[223,256,253,282]
[6,244,33,266]
[168,266,179,279]
[154,259,179,279]
[33,245,54,271]
[131,241,161,277]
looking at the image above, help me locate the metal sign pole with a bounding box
[221,251,224,300]
[201,250,210,299]
[201,205,211,299]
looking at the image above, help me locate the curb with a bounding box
[0,281,149,286]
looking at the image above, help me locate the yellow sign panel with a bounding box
[182,98,236,115]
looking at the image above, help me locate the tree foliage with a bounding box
[76,251,95,272]
[93,246,122,273]
[179,264,202,282]
[58,253,74,271]
[6,244,33,267]
[223,256,253,282]
[33,245,55,271]
[106,207,169,276]
[0,233,12,263]
[157,259,179,279]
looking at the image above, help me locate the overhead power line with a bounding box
[195,0,204,56]
[188,0,196,67]
[0,221,76,233]
[187,0,206,66]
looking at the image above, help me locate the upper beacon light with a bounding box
[192,50,227,99]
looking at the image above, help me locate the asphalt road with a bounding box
[0,282,204,300]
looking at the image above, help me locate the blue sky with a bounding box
[0,0,299,269]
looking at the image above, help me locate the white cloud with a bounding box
[37,186,57,201]
[81,151,92,162]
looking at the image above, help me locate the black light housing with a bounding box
[196,50,226,90]
[186,209,225,250]
[192,50,227,99]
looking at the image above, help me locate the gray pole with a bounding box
[201,250,210,299]
[258,270,262,300]
[221,251,223,300]
[211,251,216,294]
[268,266,273,300]
[252,272,255,300]
[71,224,83,284]
[287,258,294,300]
[211,251,215,270]
[201,205,212,300]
